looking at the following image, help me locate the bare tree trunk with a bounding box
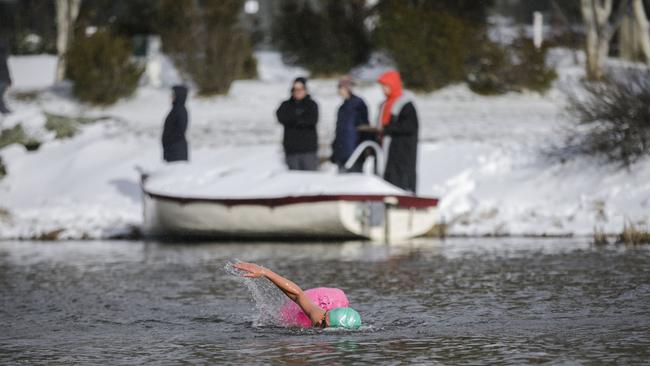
[619,12,640,60]
[633,0,650,64]
[581,0,632,80]
[55,0,82,82]
[581,0,609,79]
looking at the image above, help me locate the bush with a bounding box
[67,30,143,105]
[0,156,6,178]
[13,32,54,55]
[0,124,41,151]
[239,45,259,80]
[273,0,371,76]
[45,113,78,139]
[433,0,494,24]
[466,40,511,95]
[43,113,99,139]
[374,0,492,91]
[566,68,650,167]
[158,0,252,95]
[509,37,557,93]
[467,36,557,95]
[374,1,481,91]
[373,1,555,94]
[11,90,41,102]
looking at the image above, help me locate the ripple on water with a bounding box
[1,238,649,365]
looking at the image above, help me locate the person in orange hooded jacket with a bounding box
[376,70,418,193]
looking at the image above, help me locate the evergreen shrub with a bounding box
[159,0,253,95]
[375,2,468,91]
[509,38,557,93]
[467,36,557,95]
[466,40,511,95]
[273,0,371,76]
[67,30,143,105]
[239,45,259,80]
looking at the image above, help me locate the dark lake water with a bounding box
[1,238,649,365]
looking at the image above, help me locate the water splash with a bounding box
[224,260,287,327]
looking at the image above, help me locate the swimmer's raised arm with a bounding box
[234,262,302,300]
[234,262,326,325]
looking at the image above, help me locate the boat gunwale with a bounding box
[144,190,439,209]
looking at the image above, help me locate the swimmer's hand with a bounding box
[233,262,266,278]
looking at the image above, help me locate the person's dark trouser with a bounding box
[0,83,9,114]
[163,140,188,162]
[286,152,318,171]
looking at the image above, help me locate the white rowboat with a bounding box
[141,168,438,242]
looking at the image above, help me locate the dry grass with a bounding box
[35,229,66,241]
[10,90,41,102]
[0,207,11,221]
[593,226,609,245]
[427,222,448,239]
[617,222,650,245]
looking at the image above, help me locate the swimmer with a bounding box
[234,262,361,329]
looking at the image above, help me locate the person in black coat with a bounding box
[378,70,418,193]
[382,100,418,193]
[162,85,189,162]
[331,76,369,172]
[276,77,319,171]
[0,40,12,115]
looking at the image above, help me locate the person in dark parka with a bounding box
[162,85,189,162]
[276,77,319,171]
[0,40,12,115]
[377,70,418,193]
[331,76,369,172]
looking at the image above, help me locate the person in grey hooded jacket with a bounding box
[377,70,418,193]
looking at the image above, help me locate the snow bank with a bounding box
[1,51,649,239]
[420,141,650,236]
[145,152,404,199]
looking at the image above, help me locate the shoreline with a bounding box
[2,51,650,241]
[0,231,636,242]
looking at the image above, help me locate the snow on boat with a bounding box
[140,163,438,242]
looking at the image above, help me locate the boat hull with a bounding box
[143,192,438,242]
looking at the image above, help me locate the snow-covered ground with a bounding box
[0,50,648,239]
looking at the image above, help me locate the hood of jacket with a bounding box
[173,85,188,106]
[378,70,403,126]
[378,70,403,99]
